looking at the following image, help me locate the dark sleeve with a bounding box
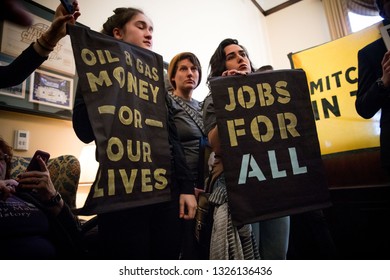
[55,203,82,235]
[0,43,47,88]
[166,94,195,195]
[72,84,95,143]
[203,93,216,135]
[356,46,390,119]
[49,203,84,258]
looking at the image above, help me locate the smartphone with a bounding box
[26,150,50,172]
[60,0,74,14]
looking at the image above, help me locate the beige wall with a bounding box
[265,0,331,70]
[0,110,86,158]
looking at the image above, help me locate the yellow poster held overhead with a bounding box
[289,23,382,155]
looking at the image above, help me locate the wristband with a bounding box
[376,78,386,90]
[40,33,57,49]
[42,191,62,207]
[36,38,54,52]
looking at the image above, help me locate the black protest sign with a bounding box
[210,69,331,226]
[68,25,171,215]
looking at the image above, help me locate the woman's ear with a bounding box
[112,27,123,40]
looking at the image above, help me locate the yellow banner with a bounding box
[290,23,382,155]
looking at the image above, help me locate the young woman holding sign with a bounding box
[203,38,290,259]
[72,7,196,260]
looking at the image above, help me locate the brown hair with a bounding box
[0,137,13,179]
[167,52,202,90]
[101,7,146,36]
[207,38,255,89]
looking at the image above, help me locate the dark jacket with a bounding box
[1,192,84,259]
[0,43,47,88]
[356,36,390,169]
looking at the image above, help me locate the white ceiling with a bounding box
[253,0,301,15]
[255,0,292,11]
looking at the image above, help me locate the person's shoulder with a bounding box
[359,38,386,54]
[202,92,214,110]
[166,91,174,99]
[165,91,179,109]
[203,92,213,103]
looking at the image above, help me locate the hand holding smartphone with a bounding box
[26,150,50,172]
[60,0,74,14]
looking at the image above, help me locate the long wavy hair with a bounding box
[206,38,255,90]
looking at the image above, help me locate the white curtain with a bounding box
[322,0,380,40]
[322,0,351,40]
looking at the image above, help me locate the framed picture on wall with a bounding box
[0,1,75,75]
[29,69,73,110]
[0,56,26,99]
[0,0,83,120]
[0,81,26,99]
